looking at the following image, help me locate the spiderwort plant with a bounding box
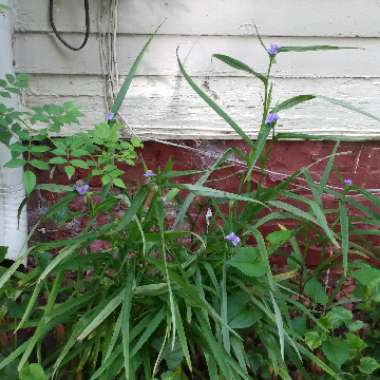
[2,25,380,380]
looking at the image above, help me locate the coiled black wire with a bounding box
[49,0,90,51]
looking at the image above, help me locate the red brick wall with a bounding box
[28,140,380,249]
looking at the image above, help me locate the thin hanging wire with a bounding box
[49,0,90,51]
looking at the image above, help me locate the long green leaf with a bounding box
[175,303,192,372]
[111,27,159,116]
[177,49,255,149]
[115,186,149,232]
[245,123,272,182]
[180,183,266,207]
[38,244,79,282]
[272,95,315,113]
[213,54,266,84]
[318,95,380,122]
[121,266,135,380]
[339,200,349,276]
[130,307,166,356]
[77,290,124,341]
[173,149,233,228]
[310,202,340,248]
[268,200,317,224]
[319,141,339,192]
[278,45,358,53]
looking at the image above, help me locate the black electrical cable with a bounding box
[49,0,90,51]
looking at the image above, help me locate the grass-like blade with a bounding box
[310,202,340,248]
[320,141,339,193]
[339,200,349,276]
[318,95,380,122]
[180,183,267,207]
[110,25,160,116]
[177,49,255,149]
[278,45,359,53]
[272,95,315,113]
[213,54,267,84]
[121,266,135,379]
[173,148,233,228]
[245,124,271,182]
[77,290,124,341]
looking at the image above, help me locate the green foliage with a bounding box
[1,27,380,380]
[0,31,149,194]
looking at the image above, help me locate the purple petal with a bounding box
[267,43,280,56]
[226,232,241,247]
[144,170,157,178]
[106,112,115,121]
[265,112,280,125]
[74,183,90,195]
[344,178,353,186]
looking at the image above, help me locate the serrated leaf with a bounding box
[113,178,127,189]
[49,157,67,165]
[352,262,380,286]
[359,357,380,375]
[29,145,50,153]
[323,307,352,330]
[0,126,12,145]
[322,338,351,369]
[30,159,49,170]
[130,136,143,148]
[23,170,36,195]
[71,159,89,169]
[64,165,75,179]
[70,149,89,157]
[304,277,328,305]
[4,158,26,168]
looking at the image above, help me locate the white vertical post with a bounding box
[0,0,28,261]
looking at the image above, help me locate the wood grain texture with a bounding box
[15,0,380,37]
[15,33,379,77]
[14,0,380,139]
[24,75,380,139]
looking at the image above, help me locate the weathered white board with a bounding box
[25,75,380,139]
[13,0,380,139]
[15,34,380,78]
[15,0,380,37]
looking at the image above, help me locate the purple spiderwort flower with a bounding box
[74,182,90,196]
[267,43,280,57]
[226,232,241,247]
[144,170,157,178]
[265,112,280,125]
[344,178,353,186]
[106,112,115,121]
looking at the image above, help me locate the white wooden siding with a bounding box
[14,0,380,139]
